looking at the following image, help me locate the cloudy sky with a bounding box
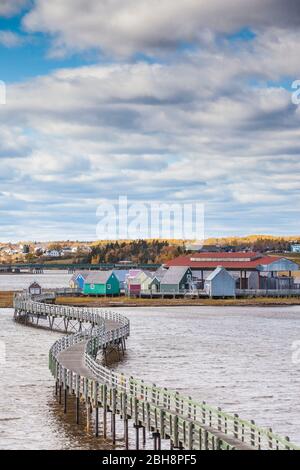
[0,0,300,241]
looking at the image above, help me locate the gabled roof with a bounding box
[161,266,191,285]
[85,270,115,284]
[71,270,90,282]
[29,282,41,288]
[205,267,233,281]
[154,266,168,281]
[113,269,129,282]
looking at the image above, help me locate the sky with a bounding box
[0,0,300,242]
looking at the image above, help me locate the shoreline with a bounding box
[1,290,300,309]
[55,295,300,308]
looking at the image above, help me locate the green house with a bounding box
[83,270,120,296]
[160,266,193,294]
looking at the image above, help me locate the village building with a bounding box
[165,252,299,290]
[112,269,129,293]
[160,266,193,294]
[28,282,42,296]
[125,270,142,296]
[70,271,90,290]
[83,271,120,296]
[45,249,61,258]
[204,267,236,298]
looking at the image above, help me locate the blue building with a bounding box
[291,244,300,253]
[70,271,90,290]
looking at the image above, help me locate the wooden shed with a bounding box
[204,267,235,298]
[28,282,42,295]
[69,271,90,290]
[160,266,193,294]
[83,271,120,296]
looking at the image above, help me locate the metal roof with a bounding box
[205,267,233,281]
[71,270,90,282]
[165,253,283,270]
[85,270,115,284]
[160,266,190,285]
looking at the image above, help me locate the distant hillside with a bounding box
[204,235,300,252]
[90,240,185,264]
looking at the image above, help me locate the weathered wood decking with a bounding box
[13,290,299,451]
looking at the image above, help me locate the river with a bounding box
[0,272,300,449]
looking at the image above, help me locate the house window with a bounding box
[107,284,111,289]
[91,284,95,289]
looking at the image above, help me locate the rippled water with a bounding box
[0,271,71,291]
[0,272,300,448]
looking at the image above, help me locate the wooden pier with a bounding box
[13,290,299,451]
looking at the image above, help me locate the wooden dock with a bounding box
[13,290,299,451]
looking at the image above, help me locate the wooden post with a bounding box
[285,436,291,450]
[204,430,209,450]
[124,418,129,450]
[188,423,194,450]
[112,388,117,444]
[217,407,222,431]
[64,388,67,414]
[173,415,179,449]
[103,385,107,438]
[268,428,273,449]
[157,433,161,450]
[76,397,80,424]
[95,407,99,437]
[153,432,157,450]
[112,412,116,445]
[135,425,140,450]
[250,420,256,447]
[233,414,239,439]
[142,426,146,446]
[86,403,91,432]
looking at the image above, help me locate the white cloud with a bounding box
[0,30,23,47]
[23,0,300,56]
[1,1,300,239]
[0,0,29,17]
[1,48,300,240]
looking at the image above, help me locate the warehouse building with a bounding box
[165,252,299,290]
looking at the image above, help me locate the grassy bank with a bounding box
[0,291,15,308]
[55,295,300,308]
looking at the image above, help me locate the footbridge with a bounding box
[13,291,299,451]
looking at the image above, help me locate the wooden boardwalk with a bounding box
[14,290,299,451]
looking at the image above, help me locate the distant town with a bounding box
[0,236,300,266]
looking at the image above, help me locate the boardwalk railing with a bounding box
[236,289,300,297]
[14,291,299,451]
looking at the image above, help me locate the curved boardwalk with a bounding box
[14,290,299,451]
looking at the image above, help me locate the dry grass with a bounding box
[55,295,300,308]
[0,291,15,308]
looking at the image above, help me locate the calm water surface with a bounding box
[0,272,300,448]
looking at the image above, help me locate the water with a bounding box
[0,272,300,448]
[0,271,71,291]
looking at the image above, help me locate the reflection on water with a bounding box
[115,306,300,445]
[0,273,300,448]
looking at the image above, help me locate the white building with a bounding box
[46,250,61,258]
[28,282,42,295]
[204,267,236,298]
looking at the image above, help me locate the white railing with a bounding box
[14,291,299,451]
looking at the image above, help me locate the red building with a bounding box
[164,252,299,290]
